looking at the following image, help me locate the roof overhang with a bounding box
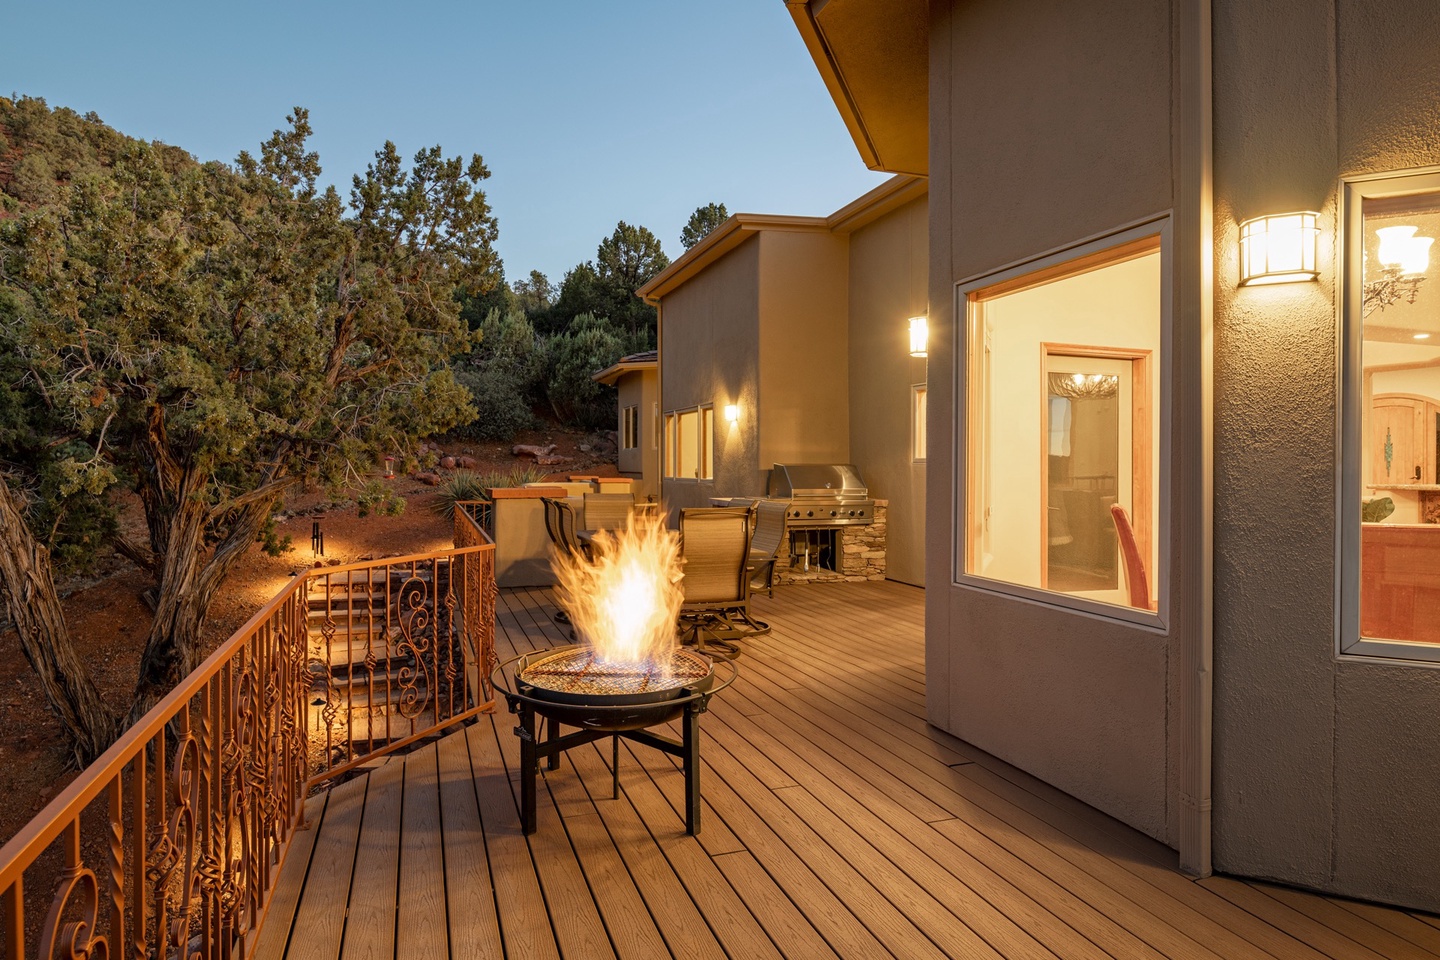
[636,213,830,304]
[786,0,929,176]
[591,354,657,386]
[637,174,926,304]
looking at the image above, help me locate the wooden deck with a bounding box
[254,581,1440,960]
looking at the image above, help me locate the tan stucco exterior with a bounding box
[927,0,1182,850]
[1210,0,1440,911]
[593,354,658,500]
[847,195,928,586]
[643,178,929,582]
[796,0,1440,912]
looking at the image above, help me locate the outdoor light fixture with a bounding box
[724,403,740,423]
[1364,224,1434,316]
[1238,212,1320,285]
[908,316,928,357]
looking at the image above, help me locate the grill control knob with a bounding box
[859,509,865,516]
[830,510,837,517]
[848,510,855,516]
[806,510,813,517]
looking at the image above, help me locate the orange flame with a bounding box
[552,512,684,670]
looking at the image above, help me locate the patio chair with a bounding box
[1109,504,1153,611]
[582,492,634,532]
[541,497,588,627]
[746,499,790,599]
[676,507,769,658]
[541,497,589,561]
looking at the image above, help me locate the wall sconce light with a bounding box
[724,403,740,423]
[1364,224,1433,316]
[908,316,928,357]
[1238,212,1320,285]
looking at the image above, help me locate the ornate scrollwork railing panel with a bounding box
[0,522,495,958]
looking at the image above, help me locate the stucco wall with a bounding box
[929,0,1179,843]
[1212,0,1440,910]
[614,369,658,501]
[757,231,851,474]
[659,237,761,512]
[848,195,929,585]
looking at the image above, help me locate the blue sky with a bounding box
[1,0,888,285]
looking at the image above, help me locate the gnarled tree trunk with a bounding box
[127,475,286,725]
[0,481,118,765]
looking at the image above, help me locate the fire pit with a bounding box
[493,513,738,835]
[493,645,736,835]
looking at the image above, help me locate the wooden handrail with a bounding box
[0,517,497,957]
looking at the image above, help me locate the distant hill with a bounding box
[0,96,195,216]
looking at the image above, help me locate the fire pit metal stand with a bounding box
[492,650,738,836]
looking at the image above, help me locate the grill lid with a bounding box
[768,464,867,499]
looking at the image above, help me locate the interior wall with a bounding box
[931,0,1179,843]
[848,195,929,585]
[659,238,761,512]
[1212,0,1440,911]
[757,230,851,476]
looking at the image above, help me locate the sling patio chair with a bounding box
[746,499,790,599]
[676,506,769,659]
[541,496,588,627]
[582,492,635,533]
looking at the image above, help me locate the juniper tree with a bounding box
[0,106,494,759]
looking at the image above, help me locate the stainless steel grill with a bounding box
[768,463,875,527]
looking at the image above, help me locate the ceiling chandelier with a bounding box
[1363,225,1434,317]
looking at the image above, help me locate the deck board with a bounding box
[257,580,1429,959]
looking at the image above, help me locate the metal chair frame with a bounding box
[676,507,769,659]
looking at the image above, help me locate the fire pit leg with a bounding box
[516,702,538,834]
[612,735,621,800]
[683,699,702,835]
[546,716,561,770]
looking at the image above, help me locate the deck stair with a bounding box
[304,566,456,750]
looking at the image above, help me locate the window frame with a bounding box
[621,404,639,450]
[1338,167,1440,664]
[661,403,715,482]
[954,216,1172,630]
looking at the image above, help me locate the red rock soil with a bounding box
[0,425,618,851]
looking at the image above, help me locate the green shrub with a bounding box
[479,464,548,489]
[452,365,536,441]
[452,309,544,442]
[431,470,490,518]
[545,313,623,430]
[357,480,406,518]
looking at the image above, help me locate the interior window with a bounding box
[965,238,1162,612]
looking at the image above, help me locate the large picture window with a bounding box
[962,229,1164,618]
[1343,171,1440,660]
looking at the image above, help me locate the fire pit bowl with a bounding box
[491,644,738,835]
[510,645,716,729]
